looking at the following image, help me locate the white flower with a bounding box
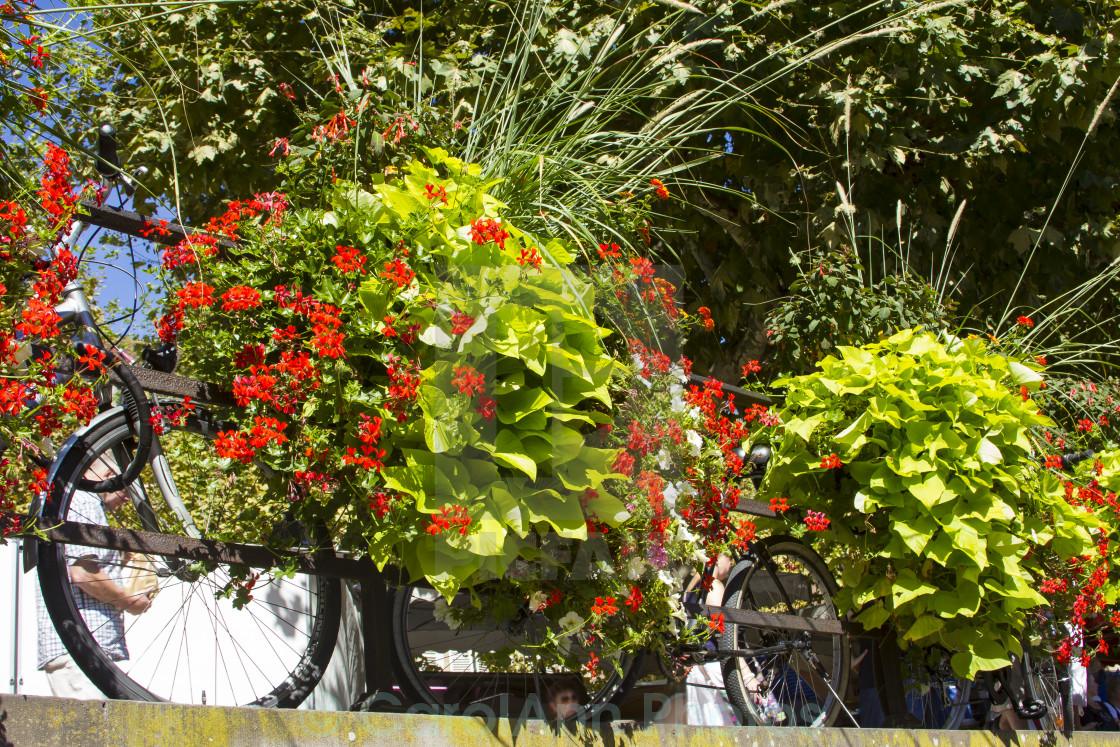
[657,449,673,471]
[558,611,585,636]
[625,556,646,581]
[669,383,687,412]
[670,364,686,382]
[529,591,548,612]
[662,482,678,511]
[658,567,683,592]
[686,429,703,457]
[432,597,462,630]
[668,595,687,621]
[631,354,645,373]
[677,481,697,499]
[677,520,697,545]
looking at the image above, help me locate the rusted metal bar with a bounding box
[27,519,374,579]
[684,601,848,636]
[115,365,237,409]
[731,496,777,519]
[687,374,771,408]
[77,201,236,250]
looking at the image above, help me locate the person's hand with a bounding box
[123,591,152,615]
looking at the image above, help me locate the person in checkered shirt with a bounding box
[36,457,153,698]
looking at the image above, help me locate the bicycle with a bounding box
[24,125,343,707]
[388,380,853,726]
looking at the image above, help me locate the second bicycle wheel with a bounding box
[1028,654,1073,733]
[390,582,643,722]
[719,537,851,727]
[36,406,342,706]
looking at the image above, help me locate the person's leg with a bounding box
[43,654,105,699]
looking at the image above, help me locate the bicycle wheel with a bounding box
[1028,654,1073,733]
[36,406,342,706]
[390,582,643,723]
[719,537,851,727]
[900,647,973,729]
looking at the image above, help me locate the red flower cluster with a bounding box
[820,453,842,470]
[157,311,184,343]
[697,306,714,331]
[650,178,669,200]
[423,184,448,204]
[733,520,757,550]
[332,245,367,275]
[476,394,497,422]
[0,200,28,244]
[742,360,762,377]
[469,218,509,250]
[380,258,415,288]
[248,416,289,449]
[770,496,790,513]
[312,111,356,143]
[382,113,417,145]
[215,430,255,463]
[516,247,543,271]
[139,218,171,239]
[598,242,622,260]
[28,87,48,112]
[1017,316,1034,328]
[61,386,98,422]
[629,256,655,283]
[624,585,643,612]
[426,504,472,535]
[203,198,267,242]
[38,144,77,227]
[384,356,421,422]
[221,285,262,312]
[451,364,486,396]
[233,367,276,407]
[1044,455,1063,470]
[341,414,386,472]
[591,596,618,616]
[161,234,220,270]
[707,613,725,634]
[369,491,401,519]
[804,511,830,531]
[450,311,474,335]
[17,299,60,339]
[177,282,215,309]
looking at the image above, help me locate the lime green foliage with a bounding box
[761,329,1099,677]
[173,147,621,595]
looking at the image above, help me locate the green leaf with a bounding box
[903,614,944,642]
[853,602,890,630]
[492,430,537,480]
[909,472,948,509]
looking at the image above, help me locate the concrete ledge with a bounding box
[1,695,1118,746]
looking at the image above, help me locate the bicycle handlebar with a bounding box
[95,123,121,179]
[1060,449,1095,470]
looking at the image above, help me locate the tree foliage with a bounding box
[54,0,1120,377]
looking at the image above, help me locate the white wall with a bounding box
[0,539,52,697]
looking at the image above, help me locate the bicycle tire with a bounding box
[719,537,851,727]
[389,582,643,723]
[1029,654,1073,734]
[36,406,342,707]
[899,648,973,729]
